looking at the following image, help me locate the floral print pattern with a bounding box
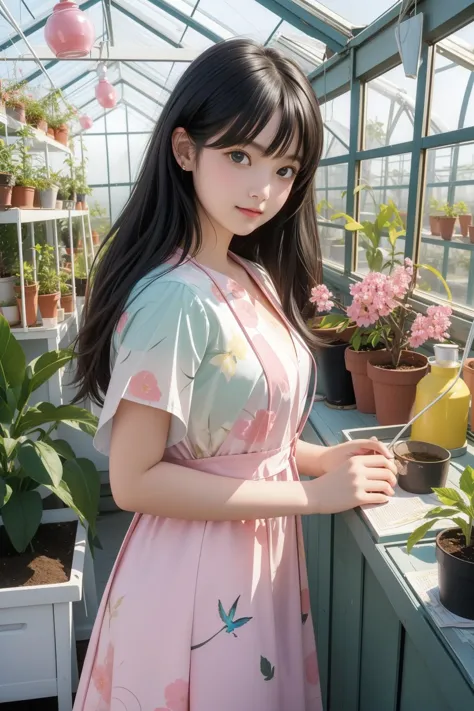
[128,370,162,402]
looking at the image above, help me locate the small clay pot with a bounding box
[345,347,382,414]
[11,185,35,209]
[468,225,474,244]
[38,292,60,322]
[14,282,38,327]
[438,216,456,241]
[458,214,472,238]
[92,230,100,246]
[61,293,74,313]
[54,124,69,146]
[429,216,441,236]
[0,185,13,208]
[394,440,451,494]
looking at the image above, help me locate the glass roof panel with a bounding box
[268,22,326,73]
[117,0,186,44]
[315,0,397,27]
[120,65,169,105]
[123,84,162,118]
[193,0,281,43]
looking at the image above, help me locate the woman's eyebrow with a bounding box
[249,140,302,164]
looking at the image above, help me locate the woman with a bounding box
[73,38,396,711]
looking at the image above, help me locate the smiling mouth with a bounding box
[237,207,263,216]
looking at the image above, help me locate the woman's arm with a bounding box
[294,439,327,477]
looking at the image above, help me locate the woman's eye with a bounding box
[278,166,297,179]
[229,151,250,165]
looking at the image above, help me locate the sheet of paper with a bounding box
[361,486,439,535]
[406,569,474,628]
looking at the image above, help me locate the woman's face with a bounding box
[192,113,301,240]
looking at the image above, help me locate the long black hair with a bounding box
[74,38,324,407]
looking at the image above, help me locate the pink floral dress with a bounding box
[73,251,322,711]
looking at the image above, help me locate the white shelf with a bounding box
[11,313,77,341]
[0,110,71,154]
[0,209,88,224]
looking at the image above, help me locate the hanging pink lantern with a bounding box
[95,79,117,109]
[79,114,93,130]
[45,1,95,59]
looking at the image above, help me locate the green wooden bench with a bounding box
[302,401,474,711]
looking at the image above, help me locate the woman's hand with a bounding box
[318,437,393,476]
[307,451,398,515]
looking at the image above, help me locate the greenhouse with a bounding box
[0,1,473,710]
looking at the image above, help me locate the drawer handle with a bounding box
[0,623,26,632]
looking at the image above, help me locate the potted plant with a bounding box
[36,244,60,326]
[407,465,474,620]
[0,139,16,207]
[0,316,100,701]
[60,216,82,253]
[455,201,472,238]
[73,250,88,299]
[11,126,37,209]
[14,261,38,327]
[0,297,19,325]
[89,200,108,245]
[44,91,75,146]
[311,260,453,424]
[2,80,27,123]
[24,94,48,133]
[59,271,74,314]
[429,197,442,236]
[438,202,459,241]
[35,167,61,209]
[0,226,18,303]
[331,185,406,274]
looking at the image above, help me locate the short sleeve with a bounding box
[94,280,210,455]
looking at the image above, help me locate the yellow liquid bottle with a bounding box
[411,344,471,451]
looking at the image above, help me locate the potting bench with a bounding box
[302,401,474,711]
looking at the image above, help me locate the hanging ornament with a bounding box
[45,1,95,59]
[95,64,117,109]
[79,115,93,130]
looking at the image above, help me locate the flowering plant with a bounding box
[310,259,453,368]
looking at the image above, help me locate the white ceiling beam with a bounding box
[14,46,200,62]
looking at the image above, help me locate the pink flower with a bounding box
[211,282,226,302]
[232,299,259,327]
[234,409,277,444]
[116,311,128,334]
[408,305,452,348]
[304,650,320,686]
[165,679,189,711]
[310,284,334,312]
[346,267,413,327]
[128,371,162,402]
[92,643,114,703]
[227,278,246,299]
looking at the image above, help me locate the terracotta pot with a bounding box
[38,292,60,321]
[462,359,474,432]
[0,185,12,208]
[35,119,48,133]
[76,201,83,210]
[311,317,356,344]
[367,350,429,425]
[61,293,74,313]
[11,185,35,209]
[33,189,41,208]
[0,172,15,187]
[14,283,38,327]
[438,216,456,241]
[429,216,441,236]
[469,225,474,244]
[54,124,69,146]
[6,103,25,123]
[459,214,472,238]
[345,347,383,414]
[47,127,55,138]
[92,230,100,246]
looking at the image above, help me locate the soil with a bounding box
[378,363,421,371]
[403,453,444,463]
[0,521,77,589]
[439,529,474,564]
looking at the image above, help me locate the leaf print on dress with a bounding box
[209,333,247,381]
[191,595,252,650]
[128,371,162,402]
[260,655,275,681]
[233,409,277,445]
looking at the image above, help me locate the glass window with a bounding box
[105,105,127,133]
[111,186,131,222]
[316,163,348,269]
[129,134,151,181]
[82,135,108,185]
[364,65,417,148]
[319,224,347,269]
[89,188,111,237]
[321,93,351,158]
[107,135,131,184]
[430,22,474,135]
[125,108,155,132]
[419,142,474,309]
[194,0,281,43]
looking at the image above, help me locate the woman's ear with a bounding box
[172,127,196,171]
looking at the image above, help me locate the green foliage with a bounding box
[0,225,18,278]
[36,244,60,296]
[429,197,443,215]
[442,202,459,219]
[454,201,470,215]
[15,261,36,287]
[0,315,100,553]
[0,139,16,174]
[407,466,474,553]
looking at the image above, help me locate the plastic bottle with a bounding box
[411,344,470,451]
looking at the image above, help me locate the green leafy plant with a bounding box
[331,184,406,273]
[0,298,16,307]
[15,261,36,287]
[407,466,474,553]
[35,167,62,192]
[366,118,386,146]
[441,202,459,219]
[24,95,47,126]
[12,125,38,188]
[0,226,18,278]
[429,197,443,215]
[1,79,28,108]
[0,139,16,175]
[43,90,76,130]
[455,201,470,216]
[89,201,107,219]
[0,315,100,553]
[73,251,88,279]
[36,244,60,296]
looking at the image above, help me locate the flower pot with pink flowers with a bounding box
[311,260,453,424]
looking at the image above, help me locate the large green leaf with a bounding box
[406,519,436,553]
[416,264,452,301]
[0,315,26,388]
[17,440,63,487]
[62,458,100,531]
[0,478,12,507]
[0,436,18,459]
[45,437,76,460]
[16,403,98,437]
[433,487,468,508]
[1,490,42,553]
[460,466,474,498]
[45,480,85,526]
[0,392,14,425]
[330,213,364,231]
[452,517,473,547]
